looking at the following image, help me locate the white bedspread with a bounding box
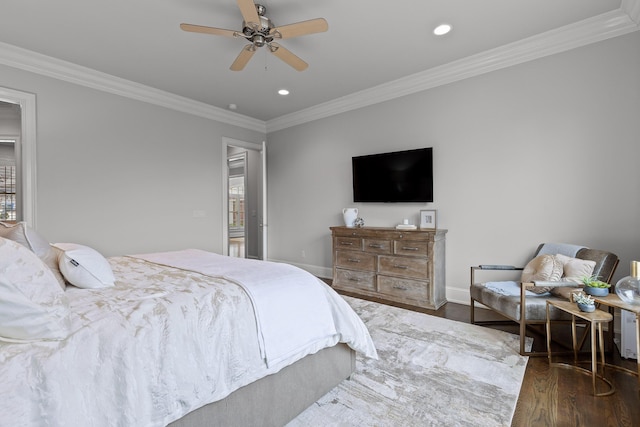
[0,253,376,427]
[132,249,340,367]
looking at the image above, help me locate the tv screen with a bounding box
[352,148,433,203]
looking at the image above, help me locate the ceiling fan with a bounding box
[180,0,328,71]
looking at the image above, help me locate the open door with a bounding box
[222,138,266,260]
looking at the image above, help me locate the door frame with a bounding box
[0,87,37,227]
[221,137,266,259]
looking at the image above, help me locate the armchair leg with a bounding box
[520,316,527,355]
[470,298,475,324]
[520,284,528,355]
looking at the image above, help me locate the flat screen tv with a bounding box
[352,147,433,203]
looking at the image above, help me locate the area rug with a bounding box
[287,296,531,427]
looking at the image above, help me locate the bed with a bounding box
[0,223,377,427]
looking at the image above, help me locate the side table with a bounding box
[546,299,615,396]
[592,293,640,391]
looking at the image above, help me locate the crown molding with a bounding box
[266,4,640,133]
[0,42,266,133]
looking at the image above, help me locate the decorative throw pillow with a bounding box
[521,254,563,294]
[53,243,115,289]
[0,221,66,290]
[0,237,71,342]
[554,253,596,283]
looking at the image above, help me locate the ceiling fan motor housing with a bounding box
[242,13,275,47]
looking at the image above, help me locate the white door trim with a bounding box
[260,140,267,261]
[0,87,37,228]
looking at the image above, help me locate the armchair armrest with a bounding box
[478,265,522,270]
[470,265,523,286]
[523,280,581,289]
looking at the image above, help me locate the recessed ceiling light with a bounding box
[278,89,290,96]
[433,24,452,36]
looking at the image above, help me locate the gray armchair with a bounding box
[470,243,619,356]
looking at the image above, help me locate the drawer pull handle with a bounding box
[347,277,361,282]
[393,286,408,291]
[393,264,408,269]
[347,258,361,263]
[368,244,383,249]
[340,242,354,246]
[401,247,419,251]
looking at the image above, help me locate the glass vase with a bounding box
[615,260,640,305]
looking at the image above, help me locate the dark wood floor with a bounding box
[334,289,639,427]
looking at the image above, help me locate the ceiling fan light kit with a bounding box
[181,0,328,71]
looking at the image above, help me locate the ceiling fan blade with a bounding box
[180,23,237,38]
[268,42,308,71]
[230,44,257,71]
[270,18,328,39]
[236,0,261,29]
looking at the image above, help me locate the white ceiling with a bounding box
[0,0,636,125]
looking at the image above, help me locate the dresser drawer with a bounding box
[335,251,376,271]
[363,239,392,254]
[334,268,376,292]
[378,255,429,279]
[334,236,361,251]
[394,240,429,257]
[378,275,429,302]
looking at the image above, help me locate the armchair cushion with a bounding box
[521,255,563,293]
[470,281,573,322]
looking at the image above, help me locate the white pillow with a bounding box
[0,221,66,290]
[555,253,596,283]
[0,237,71,342]
[53,243,115,289]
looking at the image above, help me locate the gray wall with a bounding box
[266,31,640,303]
[0,64,265,256]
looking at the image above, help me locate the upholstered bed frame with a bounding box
[170,343,356,426]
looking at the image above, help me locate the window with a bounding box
[0,166,16,221]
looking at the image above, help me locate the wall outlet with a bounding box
[301,250,306,258]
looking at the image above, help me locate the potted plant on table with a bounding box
[573,292,596,312]
[581,275,611,297]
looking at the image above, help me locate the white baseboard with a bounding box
[446,287,472,306]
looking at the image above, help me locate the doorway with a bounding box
[222,138,266,260]
[227,150,247,258]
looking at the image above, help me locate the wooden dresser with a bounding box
[330,226,447,310]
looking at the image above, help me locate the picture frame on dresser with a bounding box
[420,210,437,229]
